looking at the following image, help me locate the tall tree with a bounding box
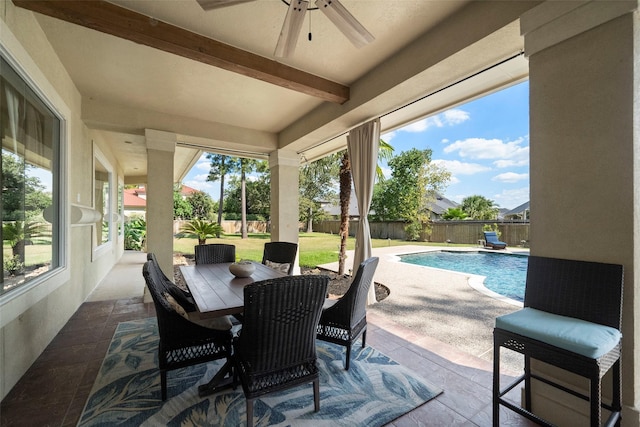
[371,148,450,240]
[299,155,339,231]
[223,158,268,238]
[224,168,271,220]
[2,152,51,221]
[460,195,500,220]
[206,154,237,225]
[187,190,215,220]
[338,150,351,275]
[173,186,192,220]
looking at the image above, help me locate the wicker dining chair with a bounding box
[493,256,623,427]
[194,243,235,265]
[142,260,233,400]
[316,256,379,370]
[147,252,197,311]
[261,241,298,275]
[233,275,329,427]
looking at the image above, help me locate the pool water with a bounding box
[400,251,528,302]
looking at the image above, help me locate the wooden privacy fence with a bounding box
[312,220,530,247]
[173,219,529,247]
[174,220,270,234]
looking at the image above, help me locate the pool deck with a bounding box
[319,245,530,370]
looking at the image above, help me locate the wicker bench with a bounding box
[493,255,623,427]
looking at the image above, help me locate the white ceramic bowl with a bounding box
[229,261,255,278]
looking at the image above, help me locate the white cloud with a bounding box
[403,120,429,132]
[442,109,470,125]
[444,136,529,168]
[493,186,530,210]
[194,153,211,170]
[493,158,529,168]
[184,179,215,192]
[433,159,491,175]
[492,172,529,183]
[396,108,471,134]
[382,131,396,142]
[448,176,460,185]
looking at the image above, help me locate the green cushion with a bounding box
[496,307,621,359]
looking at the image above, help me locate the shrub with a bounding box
[3,255,24,276]
[124,217,146,250]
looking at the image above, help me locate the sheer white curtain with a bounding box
[347,118,380,304]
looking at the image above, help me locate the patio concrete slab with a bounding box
[319,245,528,370]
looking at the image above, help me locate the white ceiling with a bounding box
[25,0,534,183]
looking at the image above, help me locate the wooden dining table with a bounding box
[179,261,287,396]
[180,261,287,318]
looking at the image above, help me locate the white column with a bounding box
[522,1,639,424]
[145,129,176,280]
[269,149,300,273]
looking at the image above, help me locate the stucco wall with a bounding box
[528,8,638,425]
[0,4,123,400]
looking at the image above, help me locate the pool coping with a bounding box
[388,246,525,308]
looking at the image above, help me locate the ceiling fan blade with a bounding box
[315,0,374,48]
[196,0,258,11]
[274,0,309,58]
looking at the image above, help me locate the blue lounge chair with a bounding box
[483,231,506,249]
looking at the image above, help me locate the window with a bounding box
[1,55,61,296]
[117,179,124,239]
[93,146,113,253]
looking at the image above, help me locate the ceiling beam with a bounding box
[14,0,350,104]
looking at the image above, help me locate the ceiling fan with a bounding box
[195,0,375,58]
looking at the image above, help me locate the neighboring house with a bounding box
[123,187,147,220]
[123,185,201,220]
[427,194,459,220]
[322,196,360,219]
[322,193,457,220]
[504,201,530,220]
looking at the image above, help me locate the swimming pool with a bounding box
[400,251,528,302]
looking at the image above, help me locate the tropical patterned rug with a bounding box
[78,317,442,426]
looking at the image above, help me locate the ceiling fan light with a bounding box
[314,0,374,48]
[274,0,309,58]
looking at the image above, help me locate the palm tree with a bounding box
[460,195,500,220]
[442,207,468,220]
[206,154,237,226]
[337,139,393,275]
[2,220,49,263]
[177,219,222,245]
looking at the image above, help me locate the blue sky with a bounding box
[184,81,529,211]
[381,81,529,210]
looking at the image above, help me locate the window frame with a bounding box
[92,144,114,259]
[0,41,69,323]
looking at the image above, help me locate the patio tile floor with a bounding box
[0,252,536,426]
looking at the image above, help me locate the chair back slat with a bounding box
[194,244,236,265]
[524,256,623,329]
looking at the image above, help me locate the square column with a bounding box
[522,1,639,424]
[269,149,300,271]
[145,129,176,279]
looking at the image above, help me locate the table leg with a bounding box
[198,360,234,397]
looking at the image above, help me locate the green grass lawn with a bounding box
[3,243,52,267]
[174,232,459,267]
